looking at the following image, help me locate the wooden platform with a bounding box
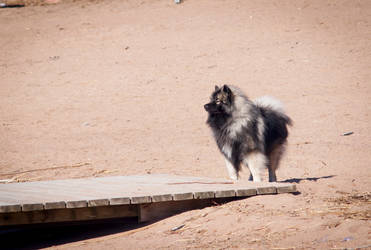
[0,174,296,226]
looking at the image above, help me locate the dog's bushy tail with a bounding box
[254,96,293,126]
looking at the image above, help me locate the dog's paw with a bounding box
[229,174,238,181]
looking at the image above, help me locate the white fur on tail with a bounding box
[254,96,286,114]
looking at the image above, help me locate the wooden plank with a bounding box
[45,201,66,210]
[0,204,21,213]
[152,194,173,202]
[22,203,44,212]
[256,186,277,195]
[66,200,88,208]
[88,199,110,207]
[109,197,130,205]
[172,192,194,201]
[277,184,297,194]
[194,191,215,199]
[215,190,235,198]
[236,188,257,197]
[130,196,151,204]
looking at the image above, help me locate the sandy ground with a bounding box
[1,0,370,249]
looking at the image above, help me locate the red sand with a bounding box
[0,0,370,248]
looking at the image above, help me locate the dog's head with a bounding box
[204,85,233,114]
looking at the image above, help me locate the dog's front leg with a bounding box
[224,158,239,180]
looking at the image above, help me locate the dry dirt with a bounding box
[0,0,370,249]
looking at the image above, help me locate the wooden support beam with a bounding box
[139,199,217,223]
[0,205,138,226]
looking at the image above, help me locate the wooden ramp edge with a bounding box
[0,174,296,226]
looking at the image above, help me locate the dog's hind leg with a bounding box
[268,167,277,182]
[224,158,239,180]
[244,151,267,182]
[268,143,286,182]
[248,174,253,181]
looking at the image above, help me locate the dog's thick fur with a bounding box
[204,85,292,182]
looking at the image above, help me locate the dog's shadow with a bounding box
[279,175,336,184]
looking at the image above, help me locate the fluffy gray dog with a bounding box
[204,85,292,182]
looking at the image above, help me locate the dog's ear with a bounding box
[214,85,219,91]
[222,85,232,95]
[222,85,233,104]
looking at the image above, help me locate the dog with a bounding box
[204,85,292,182]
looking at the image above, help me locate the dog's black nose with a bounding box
[204,104,209,111]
